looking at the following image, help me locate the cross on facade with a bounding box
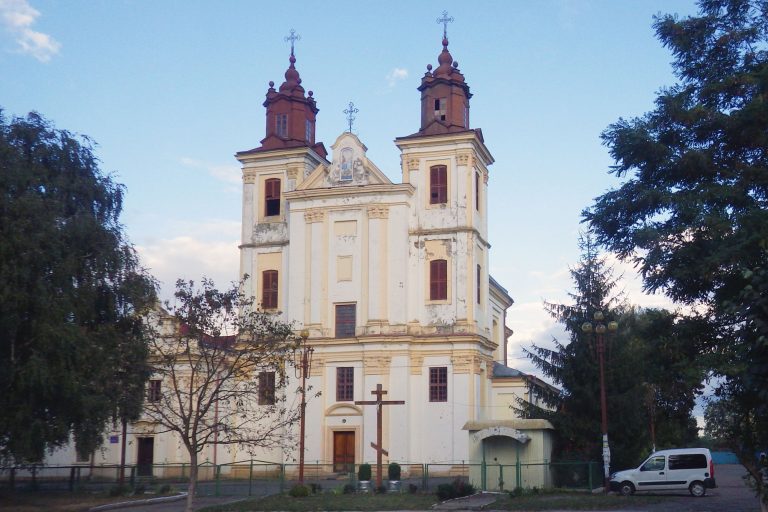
[284,28,300,55]
[355,384,405,487]
[343,101,358,133]
[436,10,454,38]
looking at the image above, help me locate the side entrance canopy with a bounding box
[463,419,554,491]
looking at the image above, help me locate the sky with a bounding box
[1,0,701,378]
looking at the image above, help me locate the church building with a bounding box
[234,25,548,471]
[41,20,555,489]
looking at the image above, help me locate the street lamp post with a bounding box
[295,329,313,484]
[581,311,618,493]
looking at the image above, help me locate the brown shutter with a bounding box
[430,259,447,300]
[430,165,447,204]
[265,178,281,216]
[262,270,278,309]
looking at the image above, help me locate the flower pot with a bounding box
[387,480,401,493]
[358,480,371,493]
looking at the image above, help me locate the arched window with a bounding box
[262,270,278,309]
[430,259,447,301]
[430,165,447,204]
[264,178,281,217]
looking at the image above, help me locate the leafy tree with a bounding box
[583,0,767,505]
[0,110,156,463]
[142,278,304,512]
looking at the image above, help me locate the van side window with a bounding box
[641,456,665,471]
[668,454,707,470]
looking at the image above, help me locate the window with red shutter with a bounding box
[475,172,480,211]
[262,270,278,309]
[429,367,447,402]
[147,379,162,403]
[430,259,447,301]
[264,178,281,216]
[477,264,481,304]
[430,166,447,204]
[336,367,354,401]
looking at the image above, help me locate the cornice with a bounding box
[409,227,491,249]
[284,183,414,201]
[394,130,494,166]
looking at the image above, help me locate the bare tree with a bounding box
[143,278,301,512]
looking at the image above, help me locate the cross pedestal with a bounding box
[355,384,405,488]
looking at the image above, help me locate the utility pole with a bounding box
[295,329,313,484]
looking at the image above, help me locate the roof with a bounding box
[462,419,555,431]
[492,361,525,378]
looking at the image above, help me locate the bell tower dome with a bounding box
[416,14,472,136]
[256,30,327,158]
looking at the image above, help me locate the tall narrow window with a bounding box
[475,173,480,211]
[275,114,287,137]
[463,106,469,128]
[262,270,278,309]
[429,367,447,402]
[336,367,354,401]
[258,371,275,405]
[430,259,447,301]
[434,98,447,121]
[148,379,162,403]
[264,178,281,217]
[305,119,313,142]
[430,165,447,204]
[477,264,482,304]
[335,304,356,338]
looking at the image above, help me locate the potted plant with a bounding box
[387,462,401,492]
[358,463,372,492]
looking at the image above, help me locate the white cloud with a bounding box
[385,67,408,88]
[180,156,241,185]
[0,0,60,62]
[136,235,240,305]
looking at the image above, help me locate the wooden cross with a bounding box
[355,384,405,487]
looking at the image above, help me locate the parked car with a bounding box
[609,448,716,497]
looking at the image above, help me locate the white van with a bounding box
[609,448,716,497]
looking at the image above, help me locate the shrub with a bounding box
[309,483,322,494]
[408,483,419,494]
[133,482,147,495]
[436,478,475,501]
[109,484,130,497]
[388,462,401,481]
[358,463,372,481]
[343,483,356,494]
[509,486,523,498]
[375,484,387,494]
[289,484,310,497]
[157,483,174,494]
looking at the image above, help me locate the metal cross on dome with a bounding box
[437,10,454,38]
[343,101,358,133]
[284,29,300,55]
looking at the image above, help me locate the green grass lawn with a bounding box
[200,489,670,512]
[0,490,155,512]
[199,492,438,511]
[490,490,666,510]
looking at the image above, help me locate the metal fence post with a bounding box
[499,464,504,491]
[423,464,428,490]
[588,461,593,491]
[248,459,253,496]
[280,464,285,492]
[215,464,221,496]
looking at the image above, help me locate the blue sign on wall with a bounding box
[109,435,119,444]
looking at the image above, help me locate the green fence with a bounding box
[0,460,600,495]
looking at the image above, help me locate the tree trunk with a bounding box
[119,417,127,485]
[186,452,197,512]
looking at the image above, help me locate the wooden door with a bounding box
[333,431,355,473]
[136,437,154,477]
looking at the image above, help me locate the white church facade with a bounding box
[42,25,555,485]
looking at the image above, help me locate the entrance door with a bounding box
[136,437,154,477]
[333,432,355,473]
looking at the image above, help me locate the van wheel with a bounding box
[619,481,635,496]
[689,481,706,497]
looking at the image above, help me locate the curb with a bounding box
[88,492,187,511]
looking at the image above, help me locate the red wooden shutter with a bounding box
[430,166,447,204]
[430,259,447,301]
[262,270,278,309]
[265,178,281,216]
